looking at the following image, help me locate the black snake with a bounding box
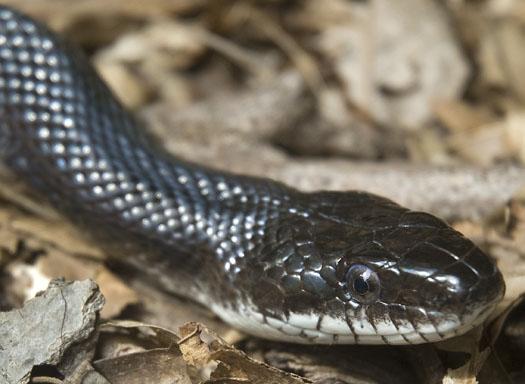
[0,6,505,344]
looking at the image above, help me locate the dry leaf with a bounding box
[95,320,191,383]
[178,322,310,384]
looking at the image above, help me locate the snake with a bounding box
[0,6,505,345]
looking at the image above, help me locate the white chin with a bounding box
[211,300,498,345]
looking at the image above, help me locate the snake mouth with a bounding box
[334,299,501,345]
[303,301,500,345]
[212,289,502,345]
[381,301,500,345]
[212,257,505,345]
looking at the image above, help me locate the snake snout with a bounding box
[426,243,505,314]
[460,246,505,313]
[391,230,505,340]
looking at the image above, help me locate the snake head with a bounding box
[240,191,505,344]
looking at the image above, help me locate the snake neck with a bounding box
[0,5,296,274]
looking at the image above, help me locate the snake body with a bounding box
[0,6,505,344]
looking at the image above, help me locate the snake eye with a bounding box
[346,264,380,304]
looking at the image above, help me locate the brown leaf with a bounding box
[94,349,191,384]
[178,323,310,384]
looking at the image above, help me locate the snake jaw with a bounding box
[210,293,499,345]
[212,284,501,345]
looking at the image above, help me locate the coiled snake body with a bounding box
[0,6,505,344]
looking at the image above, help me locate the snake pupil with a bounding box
[353,276,369,295]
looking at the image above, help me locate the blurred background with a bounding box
[4,0,525,219]
[1,1,525,383]
[6,0,525,168]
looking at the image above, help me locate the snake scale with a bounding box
[0,6,505,344]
